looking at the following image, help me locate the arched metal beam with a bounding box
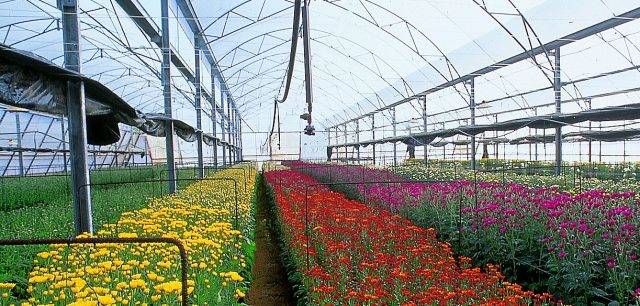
[217,28,291,63]
[201,1,294,43]
[322,0,469,102]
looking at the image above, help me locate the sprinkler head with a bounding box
[304,124,315,135]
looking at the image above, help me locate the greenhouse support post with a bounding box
[598,122,602,163]
[221,89,227,167]
[392,107,397,166]
[236,107,239,161]
[327,127,332,161]
[442,122,446,158]
[534,108,538,161]
[421,95,427,165]
[236,111,240,161]
[194,42,204,179]
[493,115,498,159]
[236,112,240,161]
[227,96,233,165]
[343,123,347,161]
[553,48,562,175]
[587,99,592,163]
[60,0,93,234]
[211,71,218,169]
[469,78,476,170]
[161,0,177,193]
[335,127,339,161]
[356,120,360,163]
[238,112,243,161]
[232,106,236,164]
[60,115,68,173]
[232,100,236,163]
[15,112,24,176]
[371,114,376,164]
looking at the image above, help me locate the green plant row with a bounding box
[401,159,640,194]
[410,158,640,181]
[0,165,164,212]
[0,167,201,297]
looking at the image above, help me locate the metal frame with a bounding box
[326,7,640,170]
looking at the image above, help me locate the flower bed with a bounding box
[3,167,256,305]
[398,159,640,194]
[264,168,550,305]
[286,161,640,304]
[0,166,200,290]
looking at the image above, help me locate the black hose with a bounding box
[275,0,302,104]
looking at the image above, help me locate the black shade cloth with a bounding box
[329,104,640,149]
[0,44,229,147]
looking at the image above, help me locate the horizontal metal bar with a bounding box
[114,0,235,115]
[329,6,640,128]
[0,237,189,306]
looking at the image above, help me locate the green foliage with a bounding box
[401,158,640,194]
[0,166,199,290]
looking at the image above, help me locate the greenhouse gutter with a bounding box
[328,6,640,128]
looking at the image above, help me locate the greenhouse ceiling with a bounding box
[1,0,640,159]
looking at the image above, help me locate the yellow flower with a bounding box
[0,282,16,290]
[154,281,181,293]
[24,166,256,305]
[68,301,98,306]
[97,295,116,305]
[129,279,146,289]
[226,271,244,282]
[36,252,51,259]
[117,232,138,238]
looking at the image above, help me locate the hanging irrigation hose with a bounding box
[277,101,282,149]
[275,0,302,104]
[264,100,283,150]
[265,0,302,150]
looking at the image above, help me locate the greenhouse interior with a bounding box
[1,0,640,305]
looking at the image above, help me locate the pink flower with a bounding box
[578,223,589,233]
[504,208,517,216]
[548,210,563,218]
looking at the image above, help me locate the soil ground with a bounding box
[246,179,296,306]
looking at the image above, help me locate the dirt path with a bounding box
[246,179,296,306]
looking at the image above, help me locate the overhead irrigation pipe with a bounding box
[301,0,316,135]
[265,0,302,150]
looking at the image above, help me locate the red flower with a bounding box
[265,170,550,305]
